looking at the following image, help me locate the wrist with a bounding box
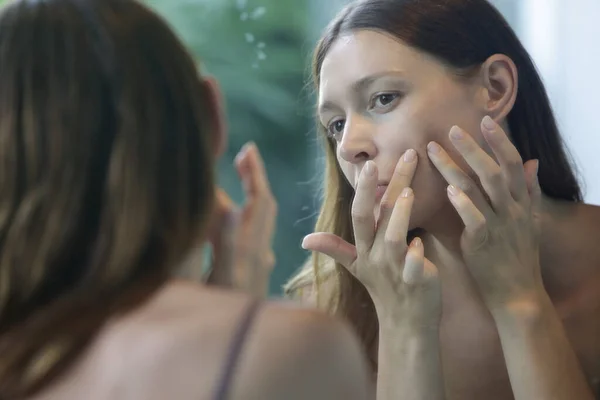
[378,323,440,361]
[378,316,441,338]
[490,289,554,326]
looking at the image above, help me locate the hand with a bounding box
[427,116,543,314]
[302,151,441,329]
[206,142,277,297]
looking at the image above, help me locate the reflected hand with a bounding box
[427,116,542,314]
[207,143,277,298]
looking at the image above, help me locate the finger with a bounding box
[236,143,277,245]
[206,195,240,285]
[480,116,528,202]
[378,148,418,233]
[235,142,273,198]
[524,160,541,237]
[352,160,378,254]
[523,159,539,195]
[403,237,424,285]
[448,125,511,210]
[383,187,413,264]
[302,232,357,270]
[207,189,239,246]
[427,141,494,218]
[447,184,488,244]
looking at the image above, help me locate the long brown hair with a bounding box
[285,0,582,371]
[0,0,217,397]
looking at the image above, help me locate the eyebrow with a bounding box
[318,70,405,114]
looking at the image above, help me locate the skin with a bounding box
[29,78,372,400]
[309,29,600,399]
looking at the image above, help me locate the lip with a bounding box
[376,183,389,200]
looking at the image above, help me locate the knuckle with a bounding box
[384,235,404,250]
[487,170,504,185]
[370,252,386,268]
[466,220,489,251]
[511,205,528,223]
[507,157,523,171]
[457,178,475,194]
[351,212,371,225]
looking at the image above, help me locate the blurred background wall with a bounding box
[2,0,597,296]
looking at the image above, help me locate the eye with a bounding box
[326,119,346,139]
[370,92,401,109]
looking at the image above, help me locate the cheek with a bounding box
[436,123,490,181]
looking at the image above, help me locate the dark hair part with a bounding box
[0,0,216,397]
[308,0,582,371]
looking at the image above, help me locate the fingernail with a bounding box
[242,142,253,154]
[427,142,441,154]
[411,237,422,248]
[404,149,416,162]
[235,143,251,163]
[534,159,540,176]
[447,184,460,197]
[482,116,496,131]
[401,187,413,198]
[301,236,308,249]
[364,161,376,176]
[449,126,464,140]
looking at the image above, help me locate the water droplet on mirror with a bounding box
[250,7,266,20]
[240,12,248,21]
[245,33,255,43]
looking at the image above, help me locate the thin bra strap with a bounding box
[213,299,261,400]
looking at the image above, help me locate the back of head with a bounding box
[0,0,216,397]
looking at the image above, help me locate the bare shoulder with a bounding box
[547,204,600,397]
[98,281,370,400]
[229,301,372,400]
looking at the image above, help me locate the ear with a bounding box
[478,54,518,121]
[202,76,228,158]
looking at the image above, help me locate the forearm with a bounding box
[377,326,446,400]
[493,293,593,400]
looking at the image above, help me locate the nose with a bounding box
[338,116,377,164]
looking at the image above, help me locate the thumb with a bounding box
[206,189,240,285]
[301,233,357,270]
[207,189,238,244]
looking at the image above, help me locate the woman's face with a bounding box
[318,30,489,230]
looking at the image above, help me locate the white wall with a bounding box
[517,0,600,204]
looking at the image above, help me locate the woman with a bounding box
[0,0,372,399]
[286,0,600,399]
